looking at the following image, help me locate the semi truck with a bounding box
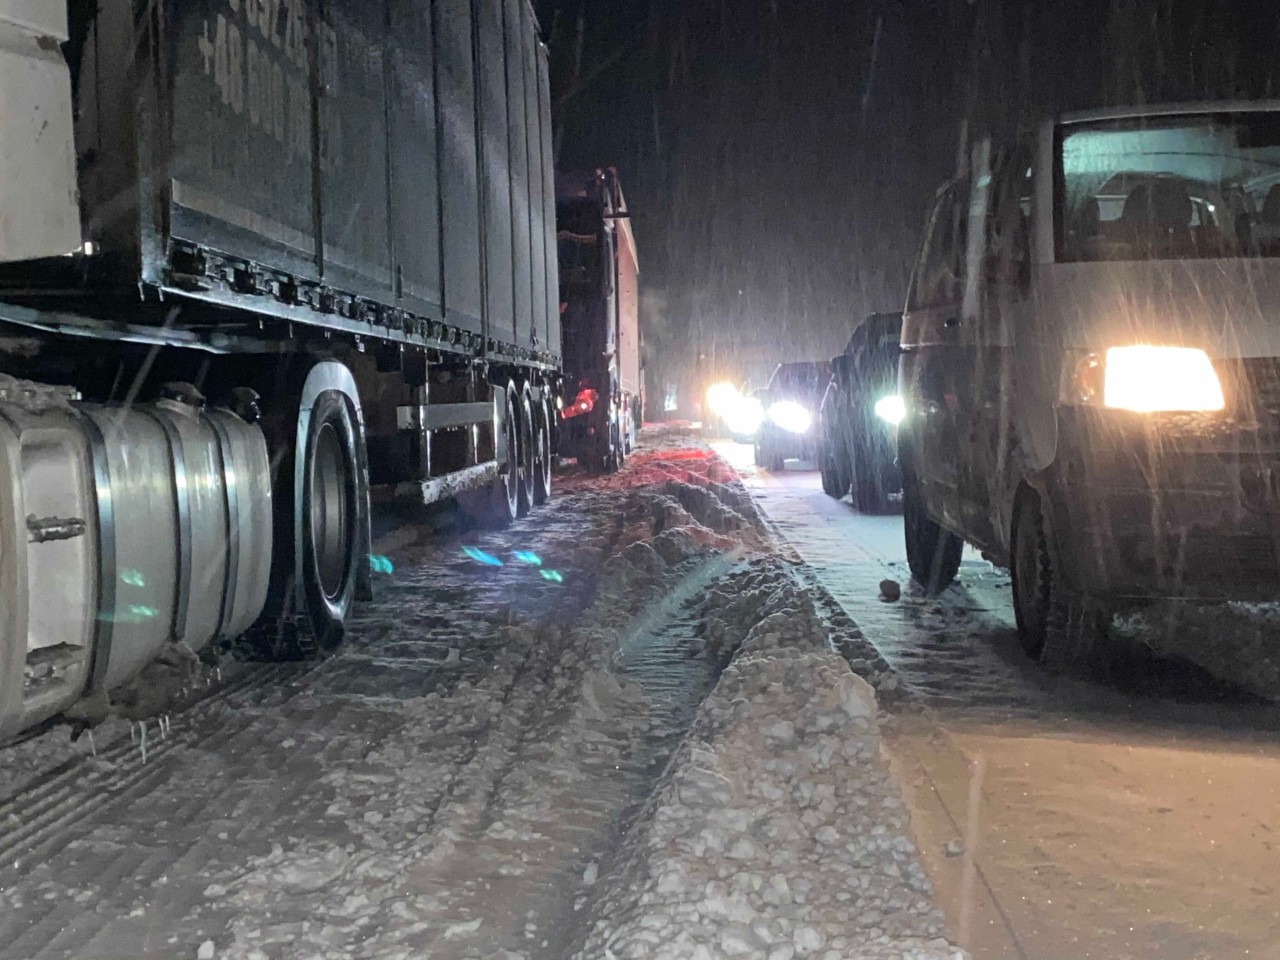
[0,0,560,744]
[555,168,640,471]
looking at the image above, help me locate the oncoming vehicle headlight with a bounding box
[724,396,765,436]
[874,395,906,425]
[1066,346,1225,413]
[706,382,739,418]
[768,400,813,434]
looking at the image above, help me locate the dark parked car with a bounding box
[817,312,904,511]
[753,361,830,471]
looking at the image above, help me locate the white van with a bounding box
[899,102,1280,661]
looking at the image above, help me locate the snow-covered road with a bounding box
[0,433,963,960]
[727,443,1280,960]
[9,432,1280,960]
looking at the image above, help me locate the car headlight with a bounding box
[1065,346,1224,413]
[706,382,740,419]
[724,396,765,436]
[768,400,812,434]
[874,395,906,425]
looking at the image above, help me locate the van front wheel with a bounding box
[1011,490,1054,659]
[820,443,848,498]
[1011,487,1111,665]
[903,472,962,594]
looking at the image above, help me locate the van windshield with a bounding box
[1056,112,1280,262]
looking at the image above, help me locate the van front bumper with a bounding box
[1048,409,1280,602]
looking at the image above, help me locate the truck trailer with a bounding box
[555,168,640,471]
[0,0,560,743]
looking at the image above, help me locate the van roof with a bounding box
[1059,99,1280,127]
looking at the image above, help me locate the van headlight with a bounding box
[874,395,906,425]
[768,400,813,434]
[1065,346,1224,413]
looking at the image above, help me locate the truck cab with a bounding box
[900,101,1280,660]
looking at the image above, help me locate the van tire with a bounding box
[1011,488,1054,659]
[1012,486,1110,665]
[820,446,848,498]
[903,471,962,594]
[853,449,887,514]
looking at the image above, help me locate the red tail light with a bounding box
[560,388,598,420]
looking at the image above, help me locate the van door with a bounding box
[982,145,1035,549]
[901,181,969,532]
[960,142,1034,551]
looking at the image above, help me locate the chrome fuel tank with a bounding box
[0,381,272,741]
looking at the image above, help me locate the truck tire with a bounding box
[601,408,624,473]
[612,410,627,470]
[252,375,366,662]
[628,396,641,452]
[516,386,535,517]
[532,395,552,506]
[1011,487,1110,664]
[491,383,521,526]
[903,471,962,594]
[299,391,362,654]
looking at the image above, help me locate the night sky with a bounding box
[533,0,1280,403]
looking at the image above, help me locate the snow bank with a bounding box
[577,564,967,960]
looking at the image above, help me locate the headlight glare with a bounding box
[724,396,765,436]
[706,382,739,418]
[874,395,906,425]
[768,400,813,434]
[1103,346,1224,412]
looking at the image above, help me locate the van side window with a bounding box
[983,148,1033,289]
[910,185,967,309]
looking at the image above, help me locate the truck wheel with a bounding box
[247,361,369,662]
[613,412,627,469]
[299,392,361,654]
[603,412,624,473]
[903,471,962,594]
[516,387,535,517]
[628,396,641,451]
[532,395,552,506]
[491,384,521,526]
[1012,488,1110,665]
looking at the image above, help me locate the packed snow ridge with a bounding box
[579,557,967,960]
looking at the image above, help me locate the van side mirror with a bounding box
[830,354,855,384]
